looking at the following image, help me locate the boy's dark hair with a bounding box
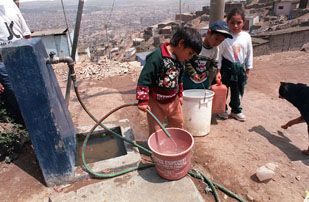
[170,27,202,55]
[227,8,245,22]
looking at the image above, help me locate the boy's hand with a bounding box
[216,72,221,81]
[193,74,200,82]
[138,104,150,112]
[246,69,250,80]
[179,97,183,105]
[0,83,4,94]
[193,73,207,82]
[199,72,207,80]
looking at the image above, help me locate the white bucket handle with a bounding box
[199,99,209,106]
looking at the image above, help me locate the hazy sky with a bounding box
[19,0,212,11]
[18,0,211,3]
[20,0,55,2]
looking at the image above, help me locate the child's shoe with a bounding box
[217,112,228,120]
[230,112,246,122]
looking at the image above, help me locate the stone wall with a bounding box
[291,8,309,19]
[175,13,194,22]
[253,27,309,56]
[268,29,309,52]
[225,2,243,14]
[253,42,270,56]
[258,0,273,3]
[246,2,272,9]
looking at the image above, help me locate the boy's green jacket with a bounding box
[136,43,184,105]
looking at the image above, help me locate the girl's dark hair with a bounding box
[170,27,202,54]
[227,8,245,22]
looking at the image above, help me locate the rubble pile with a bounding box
[52,55,142,81]
[78,58,142,80]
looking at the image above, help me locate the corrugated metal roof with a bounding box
[254,26,309,37]
[31,28,68,37]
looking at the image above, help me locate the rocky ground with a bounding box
[0,50,308,202]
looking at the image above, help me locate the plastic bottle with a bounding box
[210,79,227,114]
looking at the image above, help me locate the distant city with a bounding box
[20,0,212,47]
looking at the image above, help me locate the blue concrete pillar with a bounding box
[1,38,76,186]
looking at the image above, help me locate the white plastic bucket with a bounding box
[182,89,214,136]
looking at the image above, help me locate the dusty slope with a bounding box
[0,50,308,202]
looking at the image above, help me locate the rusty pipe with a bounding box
[46,53,76,85]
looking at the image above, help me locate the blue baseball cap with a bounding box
[209,20,233,39]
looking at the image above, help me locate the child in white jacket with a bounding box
[217,8,253,122]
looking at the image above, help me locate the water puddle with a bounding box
[75,127,127,166]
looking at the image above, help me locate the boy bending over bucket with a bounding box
[136,27,202,135]
[183,20,233,90]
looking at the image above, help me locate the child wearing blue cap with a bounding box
[183,20,232,90]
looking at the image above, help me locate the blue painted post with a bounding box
[1,38,76,186]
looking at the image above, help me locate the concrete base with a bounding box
[72,119,141,183]
[50,167,204,202]
[49,120,204,201]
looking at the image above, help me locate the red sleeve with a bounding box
[136,86,149,105]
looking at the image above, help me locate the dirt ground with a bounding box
[0,50,308,202]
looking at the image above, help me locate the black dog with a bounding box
[279,82,309,155]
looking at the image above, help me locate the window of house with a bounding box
[278,6,284,9]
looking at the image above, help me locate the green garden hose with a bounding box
[189,169,219,202]
[73,82,244,202]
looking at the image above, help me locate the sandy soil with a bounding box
[0,50,308,202]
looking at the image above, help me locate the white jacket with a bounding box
[218,31,253,70]
[0,0,31,47]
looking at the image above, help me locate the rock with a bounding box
[246,194,254,201]
[295,176,301,181]
[300,43,309,52]
[265,162,278,171]
[256,165,275,182]
[110,47,119,53]
[125,47,136,58]
[133,38,144,46]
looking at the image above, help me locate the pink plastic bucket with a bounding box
[148,128,194,180]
